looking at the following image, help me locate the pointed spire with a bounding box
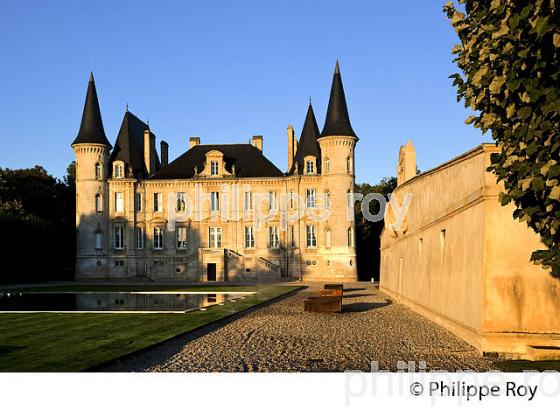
[320,61,357,139]
[290,101,322,174]
[72,72,111,147]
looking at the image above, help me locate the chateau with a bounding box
[72,63,359,282]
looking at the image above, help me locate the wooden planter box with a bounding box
[319,289,343,297]
[304,296,342,313]
[324,284,344,291]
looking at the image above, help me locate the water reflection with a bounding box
[0,292,248,312]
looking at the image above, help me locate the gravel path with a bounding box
[103,283,497,372]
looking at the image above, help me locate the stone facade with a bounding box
[73,65,358,282]
[380,143,560,359]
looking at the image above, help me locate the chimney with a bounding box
[189,136,200,149]
[160,141,169,168]
[144,129,153,175]
[397,139,417,186]
[251,135,263,152]
[287,125,297,171]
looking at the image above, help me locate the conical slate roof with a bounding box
[290,102,321,174]
[72,72,111,147]
[109,111,160,178]
[320,61,357,139]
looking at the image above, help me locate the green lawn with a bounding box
[0,285,301,372]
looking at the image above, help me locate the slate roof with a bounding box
[109,111,160,178]
[151,143,284,179]
[289,102,321,174]
[320,61,357,139]
[72,72,112,147]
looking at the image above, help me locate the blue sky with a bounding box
[0,0,487,184]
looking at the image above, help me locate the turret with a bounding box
[317,61,358,280]
[290,101,321,175]
[72,72,111,267]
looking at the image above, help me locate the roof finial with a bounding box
[147,118,150,129]
[309,96,312,106]
[335,59,340,74]
[126,103,129,112]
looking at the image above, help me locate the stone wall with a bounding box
[380,144,560,358]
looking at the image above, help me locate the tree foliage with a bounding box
[0,164,75,283]
[444,0,560,276]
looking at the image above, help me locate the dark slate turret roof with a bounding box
[72,72,111,147]
[109,111,160,178]
[151,144,284,179]
[289,102,321,174]
[320,61,357,139]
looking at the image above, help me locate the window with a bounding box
[244,191,253,211]
[269,226,279,248]
[440,229,446,261]
[306,160,315,175]
[176,192,186,212]
[347,190,353,208]
[210,192,220,212]
[154,193,163,212]
[114,226,124,250]
[209,227,222,248]
[135,227,144,249]
[289,191,295,210]
[269,191,277,210]
[153,227,164,250]
[325,229,331,248]
[95,163,102,180]
[290,225,295,248]
[210,161,219,176]
[95,193,103,212]
[347,157,353,174]
[306,188,316,209]
[95,231,102,250]
[325,191,330,209]
[306,225,317,247]
[244,226,255,248]
[348,228,354,247]
[325,158,330,174]
[135,193,142,212]
[114,192,124,212]
[114,163,124,178]
[177,226,187,249]
[418,238,423,261]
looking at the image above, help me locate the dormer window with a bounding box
[304,156,316,175]
[211,161,219,176]
[306,160,315,175]
[203,150,231,178]
[95,163,102,180]
[114,162,124,178]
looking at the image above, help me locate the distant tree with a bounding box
[0,164,75,283]
[354,177,397,281]
[444,0,560,276]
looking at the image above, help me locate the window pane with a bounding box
[115,193,123,212]
[306,189,315,208]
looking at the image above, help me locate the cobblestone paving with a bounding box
[104,283,497,372]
